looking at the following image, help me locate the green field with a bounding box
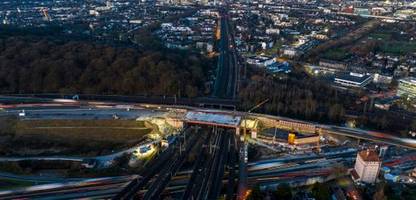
[0,178,34,190]
[322,48,351,61]
[317,22,416,60]
[262,41,284,56]
[369,32,392,40]
[379,41,416,55]
[368,28,416,54]
[0,119,153,156]
[15,120,151,142]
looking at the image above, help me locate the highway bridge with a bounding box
[0,98,415,149]
[246,112,416,150]
[1,94,239,110]
[0,97,415,199]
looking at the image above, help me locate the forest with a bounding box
[0,36,212,97]
[0,26,413,134]
[239,66,416,134]
[238,67,350,123]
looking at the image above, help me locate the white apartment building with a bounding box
[353,149,381,184]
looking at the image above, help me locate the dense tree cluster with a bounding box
[239,68,415,133]
[0,37,212,97]
[311,182,331,200]
[0,27,412,134]
[239,68,350,123]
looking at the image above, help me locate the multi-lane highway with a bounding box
[0,107,167,120]
[0,94,239,110]
[323,125,416,149]
[213,10,238,99]
[248,112,416,150]
[0,97,415,198]
[2,95,414,150]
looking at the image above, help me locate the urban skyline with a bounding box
[0,0,415,199]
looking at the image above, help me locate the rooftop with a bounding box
[400,77,416,84]
[358,149,380,162]
[351,169,360,181]
[335,72,372,84]
[261,128,317,139]
[184,111,241,127]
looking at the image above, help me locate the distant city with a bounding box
[0,0,415,199]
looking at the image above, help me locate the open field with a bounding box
[369,32,392,40]
[379,41,416,55]
[308,19,380,59]
[317,22,416,61]
[0,118,153,156]
[0,178,34,190]
[15,120,151,143]
[322,48,351,61]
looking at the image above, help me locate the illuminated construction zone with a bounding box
[133,144,158,159]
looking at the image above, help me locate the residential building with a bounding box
[353,149,381,184]
[282,47,298,58]
[373,73,393,84]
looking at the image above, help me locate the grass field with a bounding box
[262,41,284,56]
[369,32,392,40]
[322,48,351,61]
[0,118,153,156]
[379,41,416,55]
[368,30,416,54]
[0,178,34,190]
[15,120,151,143]
[316,22,416,60]
[15,120,151,144]
[320,33,416,59]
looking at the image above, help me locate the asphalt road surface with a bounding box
[213,11,238,99]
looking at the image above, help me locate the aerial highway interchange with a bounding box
[0,95,414,199]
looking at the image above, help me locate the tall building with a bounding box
[398,77,416,98]
[353,149,381,184]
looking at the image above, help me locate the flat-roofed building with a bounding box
[397,77,416,98]
[291,132,320,145]
[319,59,347,72]
[260,128,319,146]
[334,72,373,88]
[246,55,275,67]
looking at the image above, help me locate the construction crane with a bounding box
[247,98,269,113]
